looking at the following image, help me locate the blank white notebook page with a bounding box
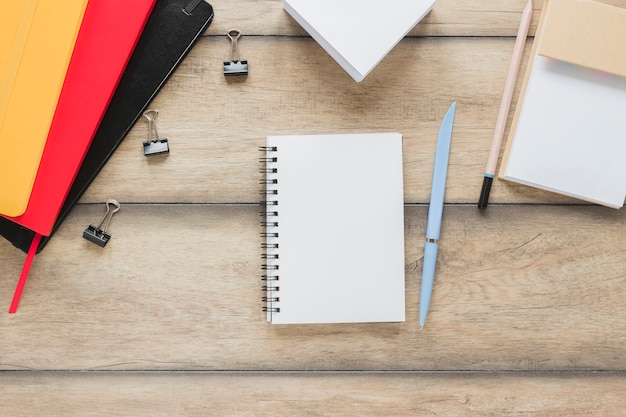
[265,133,405,324]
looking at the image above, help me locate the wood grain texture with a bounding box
[2,0,626,414]
[205,0,539,37]
[1,205,624,371]
[80,36,564,206]
[2,372,626,416]
[204,0,626,37]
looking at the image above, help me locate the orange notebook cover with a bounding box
[2,0,156,235]
[0,0,88,217]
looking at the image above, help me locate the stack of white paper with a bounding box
[283,0,437,82]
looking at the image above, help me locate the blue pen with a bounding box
[420,102,456,329]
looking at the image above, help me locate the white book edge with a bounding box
[283,0,436,82]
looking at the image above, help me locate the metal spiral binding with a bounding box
[260,146,280,314]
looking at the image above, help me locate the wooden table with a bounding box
[2,1,626,415]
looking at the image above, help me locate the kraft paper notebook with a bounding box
[283,0,437,82]
[2,0,156,237]
[0,0,214,255]
[261,133,406,324]
[500,0,626,208]
[0,0,88,217]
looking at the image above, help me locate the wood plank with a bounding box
[2,371,626,416]
[1,204,625,371]
[204,0,626,37]
[205,0,535,37]
[79,36,572,206]
[5,0,626,413]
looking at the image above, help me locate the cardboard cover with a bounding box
[538,0,626,78]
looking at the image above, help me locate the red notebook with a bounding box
[2,0,156,236]
[5,0,156,313]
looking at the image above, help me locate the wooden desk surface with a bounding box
[2,0,626,415]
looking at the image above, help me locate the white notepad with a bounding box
[262,133,405,324]
[501,0,626,208]
[283,0,436,82]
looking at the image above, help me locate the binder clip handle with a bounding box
[227,29,242,63]
[142,109,169,156]
[96,199,121,232]
[224,29,248,76]
[143,109,161,143]
[83,199,121,247]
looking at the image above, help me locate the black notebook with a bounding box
[0,0,214,253]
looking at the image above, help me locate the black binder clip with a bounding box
[223,29,248,76]
[142,109,169,156]
[83,199,121,247]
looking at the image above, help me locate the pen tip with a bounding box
[419,325,424,331]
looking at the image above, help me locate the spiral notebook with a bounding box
[261,133,406,324]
